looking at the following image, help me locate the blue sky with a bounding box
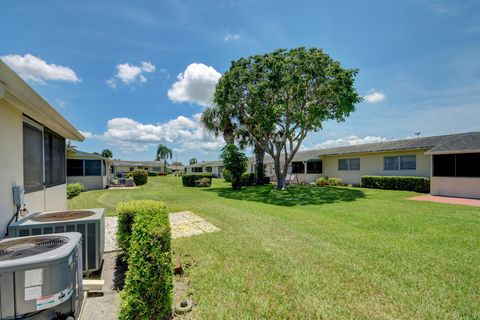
[2,0,479,163]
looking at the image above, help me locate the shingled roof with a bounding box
[187,131,480,167]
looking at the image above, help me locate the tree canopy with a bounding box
[189,157,198,165]
[214,47,361,189]
[101,149,113,158]
[220,144,247,190]
[156,144,173,173]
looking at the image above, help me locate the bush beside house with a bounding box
[361,176,430,193]
[315,177,344,187]
[67,183,85,199]
[117,200,172,320]
[182,174,213,187]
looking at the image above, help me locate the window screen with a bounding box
[339,158,359,171]
[338,159,349,171]
[23,123,44,193]
[291,162,305,174]
[307,161,322,173]
[384,156,400,170]
[400,155,416,170]
[44,130,66,186]
[67,159,84,176]
[455,153,480,177]
[85,160,102,176]
[205,166,212,172]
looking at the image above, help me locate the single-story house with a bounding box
[111,160,165,176]
[0,60,84,236]
[186,132,480,199]
[67,149,112,190]
[188,160,224,177]
[168,164,185,173]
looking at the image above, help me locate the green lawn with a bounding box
[69,176,480,319]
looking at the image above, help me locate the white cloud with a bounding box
[1,53,80,84]
[364,90,386,104]
[79,130,93,139]
[168,63,221,107]
[303,135,388,150]
[106,61,156,88]
[224,33,240,41]
[90,114,223,153]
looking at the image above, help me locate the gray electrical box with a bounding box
[12,186,24,206]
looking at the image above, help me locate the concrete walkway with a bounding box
[169,211,221,239]
[407,195,480,207]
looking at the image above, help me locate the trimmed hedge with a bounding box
[360,176,430,193]
[131,170,148,185]
[67,183,84,199]
[116,200,167,255]
[222,168,232,182]
[182,174,213,187]
[118,200,172,320]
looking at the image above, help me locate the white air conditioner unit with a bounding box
[8,208,105,273]
[0,233,83,319]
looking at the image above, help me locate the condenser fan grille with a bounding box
[31,210,95,222]
[0,236,69,261]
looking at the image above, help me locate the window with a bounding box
[85,160,102,176]
[23,123,44,193]
[338,158,360,171]
[44,130,66,187]
[192,167,203,173]
[205,166,212,172]
[307,161,322,173]
[291,162,305,174]
[434,153,480,177]
[144,167,149,171]
[67,159,84,176]
[153,167,161,172]
[129,167,134,172]
[384,155,416,170]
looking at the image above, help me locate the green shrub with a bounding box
[223,168,232,182]
[116,200,167,254]
[315,177,344,186]
[131,170,148,185]
[181,174,213,187]
[360,176,430,193]
[147,171,158,177]
[118,200,172,320]
[241,173,256,186]
[221,144,247,190]
[67,183,84,199]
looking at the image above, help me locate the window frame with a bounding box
[338,158,360,171]
[43,128,66,187]
[306,160,323,174]
[384,155,416,171]
[23,121,44,193]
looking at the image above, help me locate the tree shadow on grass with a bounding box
[204,185,366,207]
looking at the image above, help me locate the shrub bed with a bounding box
[67,183,84,199]
[131,170,148,185]
[315,177,344,186]
[360,176,430,193]
[181,174,213,187]
[117,200,172,320]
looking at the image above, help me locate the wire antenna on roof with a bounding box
[414,132,421,138]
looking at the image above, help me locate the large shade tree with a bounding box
[156,144,173,173]
[214,47,361,189]
[101,149,113,158]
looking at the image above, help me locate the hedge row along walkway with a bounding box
[407,195,480,207]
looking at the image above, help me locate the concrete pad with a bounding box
[407,195,480,207]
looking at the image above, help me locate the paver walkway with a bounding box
[169,211,221,239]
[407,195,480,207]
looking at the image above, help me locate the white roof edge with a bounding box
[425,149,480,155]
[0,60,84,141]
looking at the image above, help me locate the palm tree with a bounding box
[101,149,113,158]
[200,106,235,144]
[189,157,198,165]
[66,140,77,150]
[156,144,173,174]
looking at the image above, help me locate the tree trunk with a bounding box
[273,157,286,190]
[254,143,265,185]
[223,121,235,145]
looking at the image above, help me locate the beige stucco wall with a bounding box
[431,177,480,199]
[0,100,68,236]
[0,100,24,234]
[322,149,431,185]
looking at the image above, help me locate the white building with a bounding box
[0,60,84,236]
